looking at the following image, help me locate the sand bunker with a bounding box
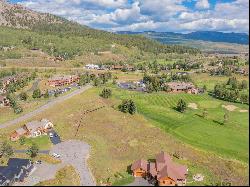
[240,110,249,113]
[188,103,198,110]
[222,105,238,112]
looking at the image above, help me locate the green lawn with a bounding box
[113,88,249,163]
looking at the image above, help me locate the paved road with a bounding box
[0,85,92,129]
[50,140,96,186]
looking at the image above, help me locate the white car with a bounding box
[52,153,61,158]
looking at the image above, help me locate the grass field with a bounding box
[113,88,249,162]
[0,87,248,185]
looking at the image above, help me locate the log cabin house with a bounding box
[131,152,188,186]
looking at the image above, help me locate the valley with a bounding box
[0,0,249,186]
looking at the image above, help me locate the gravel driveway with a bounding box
[15,140,96,186]
[50,140,96,186]
[0,85,92,129]
[126,178,153,186]
[15,162,66,186]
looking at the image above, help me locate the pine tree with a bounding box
[176,99,187,113]
[128,100,137,115]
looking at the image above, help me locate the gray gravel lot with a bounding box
[50,140,96,186]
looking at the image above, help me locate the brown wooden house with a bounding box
[131,151,188,186]
[131,159,148,178]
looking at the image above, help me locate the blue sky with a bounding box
[10,0,249,33]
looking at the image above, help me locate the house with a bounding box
[10,119,53,141]
[111,65,123,70]
[0,158,33,186]
[48,75,80,87]
[131,159,148,178]
[131,151,188,186]
[0,96,10,107]
[85,64,100,70]
[166,82,198,94]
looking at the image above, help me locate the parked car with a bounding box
[52,153,61,158]
[35,160,42,164]
[49,133,54,138]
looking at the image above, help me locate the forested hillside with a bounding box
[0,0,200,61]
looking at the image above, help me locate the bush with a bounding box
[100,88,112,99]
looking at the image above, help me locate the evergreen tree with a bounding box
[176,99,187,113]
[44,90,49,98]
[27,143,39,158]
[128,100,137,115]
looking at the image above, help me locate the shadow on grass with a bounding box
[126,165,132,175]
[195,114,203,118]
[213,120,224,126]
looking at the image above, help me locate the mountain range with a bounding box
[116,31,249,45]
[0,0,248,56]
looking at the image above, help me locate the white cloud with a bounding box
[195,0,210,10]
[17,0,249,33]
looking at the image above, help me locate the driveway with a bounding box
[15,140,96,186]
[0,85,92,129]
[50,140,96,186]
[126,178,154,186]
[48,130,61,145]
[15,162,66,186]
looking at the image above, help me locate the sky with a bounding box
[9,0,249,33]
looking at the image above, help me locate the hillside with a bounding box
[0,0,200,62]
[0,0,63,29]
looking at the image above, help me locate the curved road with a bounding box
[0,85,92,129]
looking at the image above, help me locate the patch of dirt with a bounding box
[188,103,198,110]
[239,110,249,113]
[222,105,238,112]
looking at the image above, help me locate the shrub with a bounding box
[100,88,112,99]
